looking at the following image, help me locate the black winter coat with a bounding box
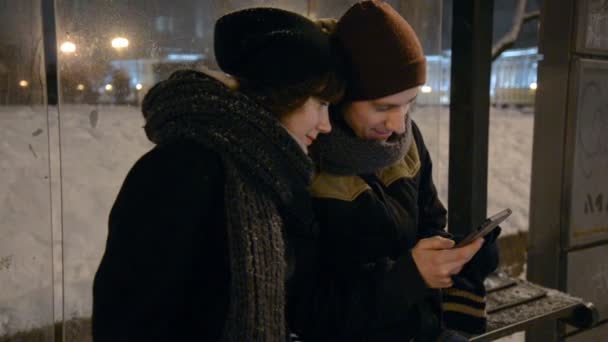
[92,140,230,341]
[92,139,320,341]
[302,122,448,341]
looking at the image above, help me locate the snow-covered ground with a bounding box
[0,105,152,336]
[0,104,534,338]
[412,106,534,236]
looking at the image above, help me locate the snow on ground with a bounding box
[0,104,534,337]
[1,105,152,336]
[412,105,534,236]
[1,106,56,336]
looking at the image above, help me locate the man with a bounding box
[300,1,500,341]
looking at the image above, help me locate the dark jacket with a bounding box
[92,140,230,341]
[301,122,447,341]
[92,70,318,341]
[93,139,320,342]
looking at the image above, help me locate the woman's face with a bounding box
[280,97,332,151]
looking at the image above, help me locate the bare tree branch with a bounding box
[523,10,540,22]
[492,0,540,61]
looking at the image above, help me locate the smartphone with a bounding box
[454,208,512,248]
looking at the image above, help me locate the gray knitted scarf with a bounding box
[142,70,313,341]
[313,112,413,175]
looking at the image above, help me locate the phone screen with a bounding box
[454,208,512,248]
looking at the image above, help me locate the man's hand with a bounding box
[411,236,484,288]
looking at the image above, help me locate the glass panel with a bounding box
[54,1,447,339]
[488,0,540,283]
[55,1,308,340]
[398,0,448,204]
[0,0,55,341]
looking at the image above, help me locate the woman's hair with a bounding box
[237,68,345,118]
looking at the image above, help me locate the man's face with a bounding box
[342,87,419,141]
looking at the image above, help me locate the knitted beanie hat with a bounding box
[214,7,334,86]
[334,0,427,100]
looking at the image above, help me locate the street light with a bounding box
[111,37,129,49]
[529,82,538,90]
[105,84,113,91]
[60,41,76,54]
[135,83,143,90]
[77,84,85,91]
[19,80,29,87]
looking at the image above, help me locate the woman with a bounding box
[92,7,343,342]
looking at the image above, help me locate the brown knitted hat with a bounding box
[335,0,426,101]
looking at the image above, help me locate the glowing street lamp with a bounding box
[19,80,29,87]
[135,83,143,90]
[111,37,129,49]
[105,84,113,91]
[77,84,85,91]
[60,41,76,54]
[529,82,538,90]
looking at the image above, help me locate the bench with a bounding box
[465,272,599,341]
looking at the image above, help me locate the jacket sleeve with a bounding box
[92,141,227,341]
[310,193,430,337]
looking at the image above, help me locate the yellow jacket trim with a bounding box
[444,288,486,304]
[310,139,421,201]
[378,139,421,187]
[442,303,486,318]
[309,172,371,202]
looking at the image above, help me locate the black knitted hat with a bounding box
[214,7,333,86]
